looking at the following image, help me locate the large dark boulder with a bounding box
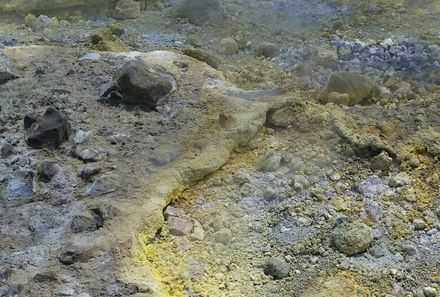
[100,60,174,110]
[24,107,71,149]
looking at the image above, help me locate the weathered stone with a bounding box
[25,107,71,149]
[327,92,350,105]
[33,272,58,282]
[219,37,239,56]
[96,39,129,52]
[36,160,58,182]
[5,170,34,200]
[79,166,101,180]
[59,245,82,265]
[183,48,219,69]
[101,61,173,110]
[0,58,17,85]
[175,0,222,25]
[331,222,374,256]
[190,220,205,241]
[23,112,37,129]
[76,148,106,162]
[167,216,193,236]
[263,257,290,279]
[31,15,59,32]
[255,42,279,58]
[73,130,91,145]
[260,152,281,172]
[71,209,104,233]
[413,219,426,230]
[301,277,361,297]
[267,106,294,128]
[113,0,141,19]
[319,72,375,106]
[423,287,437,297]
[370,151,392,171]
[24,13,36,27]
[388,172,411,187]
[90,28,114,45]
[150,148,179,166]
[0,142,14,157]
[84,173,120,196]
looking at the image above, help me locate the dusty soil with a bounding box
[1,1,440,297]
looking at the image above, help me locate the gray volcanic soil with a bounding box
[1,0,440,297]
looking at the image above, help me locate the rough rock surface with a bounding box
[24,107,71,149]
[319,72,375,105]
[331,222,374,256]
[101,60,174,109]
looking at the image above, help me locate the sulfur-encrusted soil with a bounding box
[0,1,440,297]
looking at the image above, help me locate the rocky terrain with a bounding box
[0,0,440,297]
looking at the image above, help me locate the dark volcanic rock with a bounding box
[264,257,290,279]
[101,61,173,110]
[25,107,71,149]
[71,209,104,233]
[0,58,17,85]
[37,161,58,182]
[0,68,16,84]
[59,245,82,265]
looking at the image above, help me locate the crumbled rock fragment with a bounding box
[59,245,82,265]
[101,61,173,110]
[190,220,205,241]
[73,130,91,144]
[331,222,374,256]
[0,58,16,85]
[264,257,290,279]
[413,219,426,230]
[167,216,194,236]
[79,166,101,180]
[0,142,14,157]
[76,148,106,162]
[255,42,279,58]
[423,287,438,297]
[71,209,104,233]
[37,161,58,182]
[370,151,392,171]
[388,172,411,187]
[84,173,120,196]
[33,272,57,282]
[25,107,71,149]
